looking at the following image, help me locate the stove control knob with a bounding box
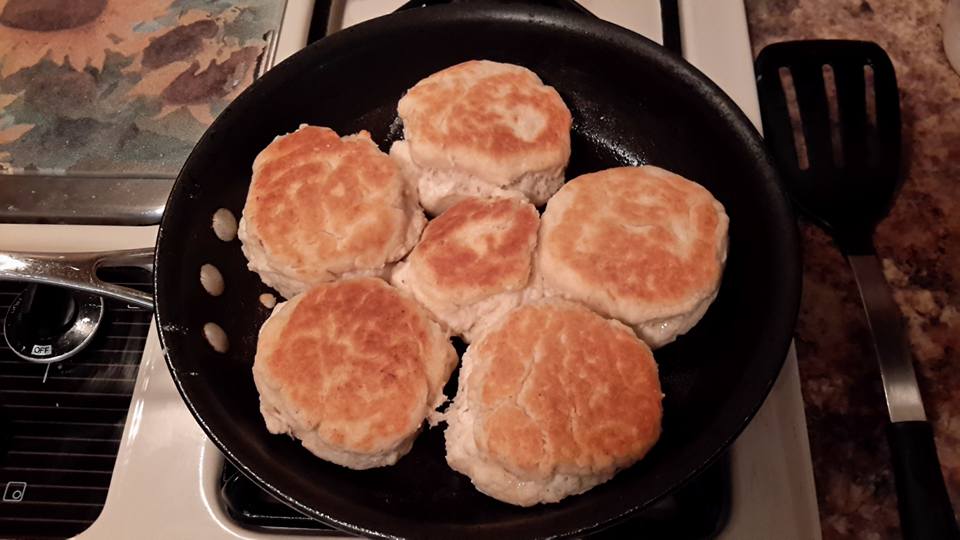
[3,284,104,363]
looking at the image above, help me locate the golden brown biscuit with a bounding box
[239,125,425,298]
[393,60,572,214]
[444,299,663,506]
[391,197,539,342]
[253,277,457,469]
[537,166,728,348]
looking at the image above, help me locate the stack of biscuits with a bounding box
[238,60,729,507]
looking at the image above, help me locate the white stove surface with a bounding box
[0,1,820,538]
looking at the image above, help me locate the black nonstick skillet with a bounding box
[1,3,801,538]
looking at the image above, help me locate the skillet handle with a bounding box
[0,249,154,310]
[887,421,960,540]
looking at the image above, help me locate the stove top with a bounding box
[0,269,152,539]
[0,1,820,538]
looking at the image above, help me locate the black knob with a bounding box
[20,285,79,342]
[3,284,104,363]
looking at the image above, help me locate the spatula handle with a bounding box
[849,254,959,538]
[887,421,960,540]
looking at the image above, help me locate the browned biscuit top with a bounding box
[539,166,728,316]
[467,300,662,480]
[257,278,448,454]
[244,126,413,281]
[398,60,572,183]
[409,197,539,305]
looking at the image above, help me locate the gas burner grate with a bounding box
[0,269,152,540]
[221,452,730,537]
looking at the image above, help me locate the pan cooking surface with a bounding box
[155,5,799,538]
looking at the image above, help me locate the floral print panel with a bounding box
[0,0,285,175]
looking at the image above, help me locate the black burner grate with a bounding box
[0,270,152,540]
[221,453,730,538]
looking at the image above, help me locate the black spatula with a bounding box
[756,40,959,540]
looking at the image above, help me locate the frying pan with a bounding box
[0,3,801,538]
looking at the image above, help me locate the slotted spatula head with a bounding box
[756,40,902,254]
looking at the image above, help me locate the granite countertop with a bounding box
[744,0,960,538]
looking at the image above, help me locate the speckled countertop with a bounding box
[744,0,960,538]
